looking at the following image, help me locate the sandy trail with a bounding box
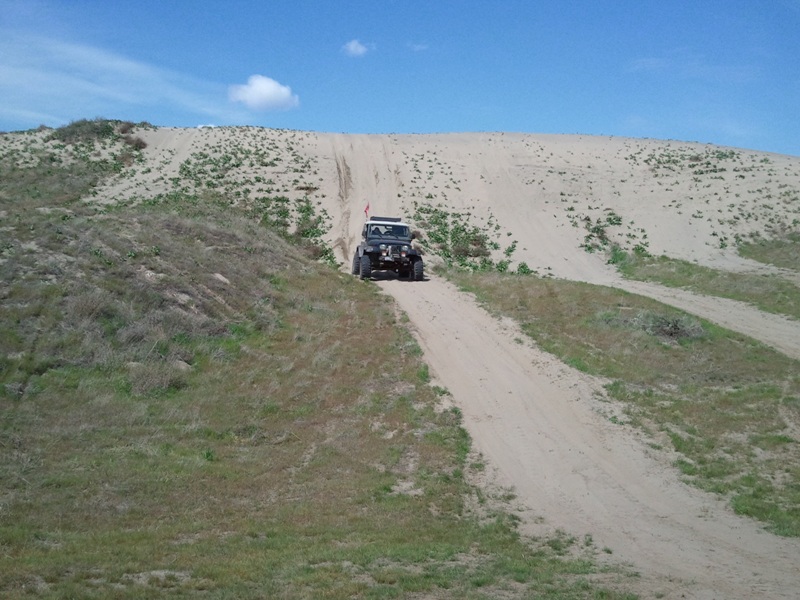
[380,274,800,599]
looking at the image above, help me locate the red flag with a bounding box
[364,202,370,218]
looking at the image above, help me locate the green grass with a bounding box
[0,122,637,599]
[738,232,800,272]
[612,251,800,320]
[448,269,800,537]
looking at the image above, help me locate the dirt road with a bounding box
[379,274,800,600]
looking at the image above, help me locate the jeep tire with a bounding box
[413,259,424,281]
[360,255,372,279]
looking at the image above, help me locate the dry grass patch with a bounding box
[738,232,800,272]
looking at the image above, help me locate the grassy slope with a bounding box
[0,122,636,598]
[612,251,800,320]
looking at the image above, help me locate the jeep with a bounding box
[352,216,424,281]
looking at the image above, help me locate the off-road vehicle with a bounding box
[352,216,424,281]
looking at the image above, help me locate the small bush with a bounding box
[599,309,705,342]
[607,245,629,266]
[123,134,147,150]
[128,360,187,396]
[48,118,116,144]
[516,262,533,275]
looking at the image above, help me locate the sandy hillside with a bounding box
[97,127,800,356]
[87,126,800,598]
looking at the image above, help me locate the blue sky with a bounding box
[2,0,799,156]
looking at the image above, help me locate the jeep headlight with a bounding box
[379,244,387,250]
[401,245,409,252]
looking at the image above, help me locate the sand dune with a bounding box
[94,126,800,598]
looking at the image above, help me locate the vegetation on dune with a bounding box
[1,120,638,599]
[409,201,530,275]
[0,121,148,209]
[622,145,800,249]
[44,117,153,146]
[738,232,800,272]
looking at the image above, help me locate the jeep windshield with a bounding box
[366,224,411,239]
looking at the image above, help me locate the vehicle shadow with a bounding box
[364,271,429,283]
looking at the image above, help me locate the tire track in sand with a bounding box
[332,151,353,260]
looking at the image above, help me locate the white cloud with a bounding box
[342,39,369,57]
[228,75,299,111]
[408,42,429,52]
[0,31,248,128]
[628,49,758,84]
